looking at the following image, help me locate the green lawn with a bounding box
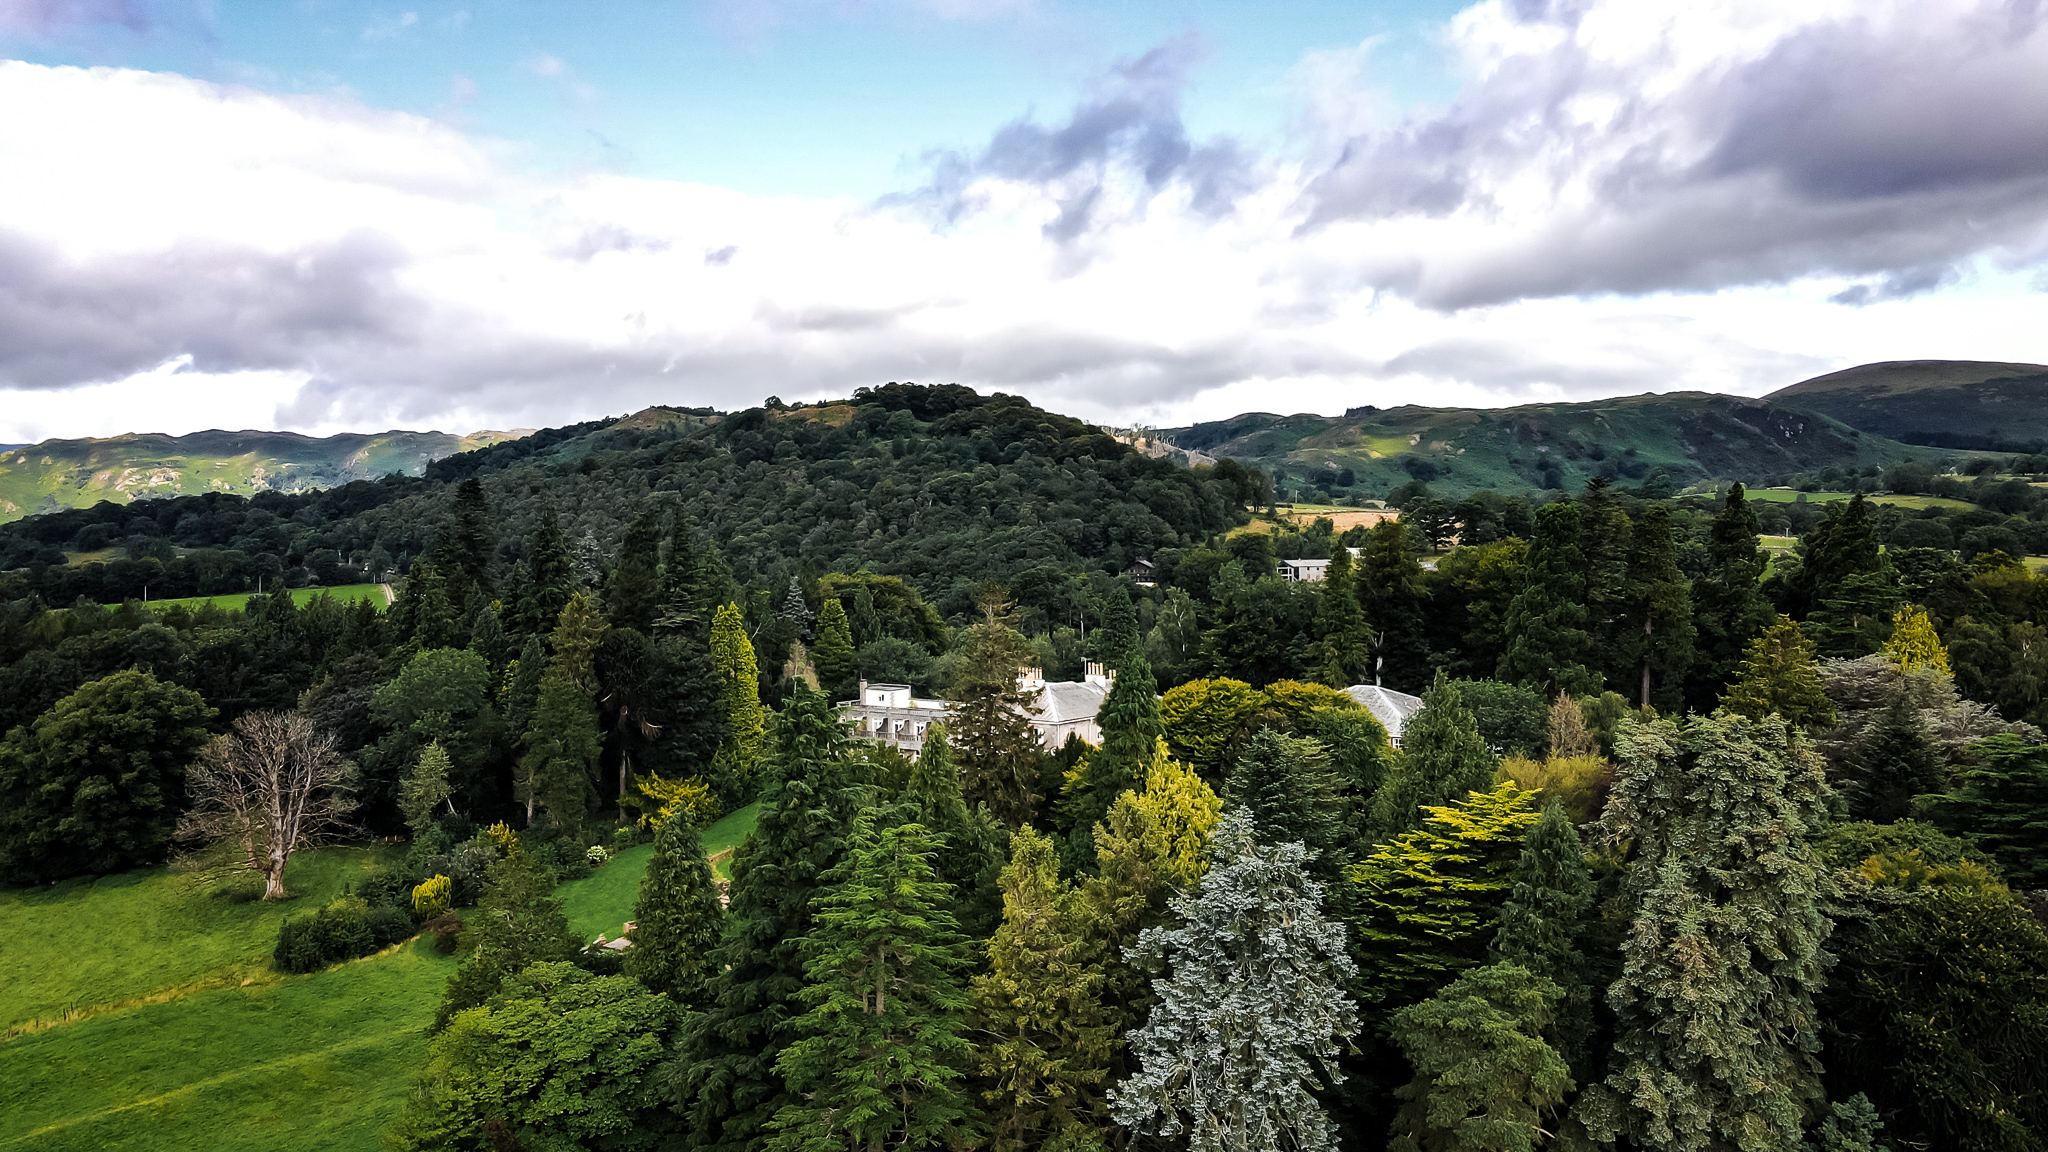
[557,843,655,942]
[1759,535,1798,551]
[2027,556,2048,575]
[1746,489,1975,511]
[142,583,389,614]
[702,801,763,879]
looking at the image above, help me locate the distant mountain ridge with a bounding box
[0,427,530,523]
[1764,360,2048,452]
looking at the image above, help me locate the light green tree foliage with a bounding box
[519,664,602,826]
[398,740,454,843]
[1061,646,1164,872]
[394,962,682,1152]
[371,646,504,798]
[1158,677,1268,775]
[436,840,582,1031]
[1368,673,1500,843]
[1499,502,1598,697]
[972,827,1118,1152]
[1387,961,1573,1152]
[1721,615,1838,731]
[550,591,610,694]
[626,810,726,1004]
[1351,783,1543,1016]
[1490,801,1596,1073]
[1110,811,1359,1152]
[1578,714,1834,1152]
[813,597,857,700]
[768,816,981,1152]
[1311,545,1373,687]
[710,602,768,804]
[1802,1095,1889,1152]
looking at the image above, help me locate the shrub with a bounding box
[425,912,465,954]
[585,845,609,867]
[413,874,453,918]
[274,894,418,973]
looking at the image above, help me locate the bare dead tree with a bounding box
[177,711,357,899]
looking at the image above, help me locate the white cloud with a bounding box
[1,0,2047,445]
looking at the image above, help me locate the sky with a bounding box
[1,0,2046,442]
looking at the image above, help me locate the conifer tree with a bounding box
[710,602,768,805]
[1060,647,1163,871]
[1099,583,1140,662]
[607,505,665,632]
[1351,782,1543,1015]
[399,740,454,842]
[972,827,1117,1152]
[1579,477,1635,684]
[1386,961,1572,1152]
[1498,503,1598,696]
[1688,483,1774,709]
[850,585,884,648]
[1367,673,1499,842]
[1111,811,1359,1152]
[777,577,816,643]
[1842,690,1945,823]
[812,597,856,700]
[626,809,727,1004]
[436,838,581,1030]
[1923,734,2048,887]
[1310,546,1373,687]
[903,725,1006,941]
[948,608,1046,829]
[1624,504,1695,711]
[549,591,610,693]
[673,686,867,1152]
[1490,800,1595,1071]
[517,506,577,637]
[1721,615,1838,730]
[1546,693,1594,758]
[767,816,981,1152]
[1226,728,1351,881]
[518,664,602,826]
[1357,519,1429,689]
[1881,605,1949,674]
[445,477,499,598]
[1577,713,1833,1152]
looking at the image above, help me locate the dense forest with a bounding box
[3,383,2048,1151]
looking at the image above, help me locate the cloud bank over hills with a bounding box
[1,0,2046,441]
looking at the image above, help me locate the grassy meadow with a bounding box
[1745,488,1976,511]
[143,583,391,614]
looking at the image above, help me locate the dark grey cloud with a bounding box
[1300,1,2048,308]
[891,34,1261,239]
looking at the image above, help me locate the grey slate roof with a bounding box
[1030,680,1111,724]
[1345,684,1425,739]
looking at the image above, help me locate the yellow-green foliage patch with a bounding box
[1746,489,1975,511]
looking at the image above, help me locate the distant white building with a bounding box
[1278,547,1366,584]
[842,664,1114,757]
[1345,684,1426,746]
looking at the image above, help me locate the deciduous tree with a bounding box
[177,710,357,899]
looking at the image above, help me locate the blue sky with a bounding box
[1,0,2045,441]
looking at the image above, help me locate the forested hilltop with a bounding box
[4,382,2048,1151]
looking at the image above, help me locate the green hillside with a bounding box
[1158,391,1940,498]
[1766,359,2048,452]
[0,427,529,524]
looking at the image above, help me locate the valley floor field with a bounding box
[139,583,391,614]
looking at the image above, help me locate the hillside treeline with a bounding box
[1,385,2047,1150]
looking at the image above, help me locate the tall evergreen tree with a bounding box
[1624,504,1695,711]
[1577,713,1834,1152]
[1688,483,1774,710]
[1579,477,1635,685]
[1060,646,1164,872]
[445,477,498,598]
[398,740,454,843]
[850,585,885,649]
[971,827,1118,1152]
[672,686,867,1152]
[1226,728,1351,883]
[549,591,610,693]
[518,664,602,826]
[1498,503,1598,696]
[1110,811,1359,1152]
[607,505,665,633]
[1842,689,1945,823]
[902,725,1007,941]
[1880,605,1949,674]
[710,602,768,805]
[767,816,981,1152]
[1720,615,1838,730]
[627,809,727,1004]
[777,577,816,644]
[1310,546,1373,687]
[1923,734,2048,887]
[1386,961,1572,1152]
[1490,800,1595,1072]
[948,615,1045,829]
[1357,519,1429,690]
[812,597,856,701]
[516,506,577,637]
[1367,673,1499,843]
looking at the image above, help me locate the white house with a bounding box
[841,665,1114,757]
[1345,684,1426,746]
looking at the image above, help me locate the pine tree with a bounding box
[652,516,737,646]
[517,506,577,637]
[1923,734,2048,887]
[549,591,610,694]
[436,839,581,1030]
[767,816,981,1152]
[1350,782,1543,1016]
[1624,504,1695,711]
[1576,713,1833,1152]
[1357,519,1429,689]
[1881,605,1950,674]
[1498,503,1598,696]
[1060,647,1163,872]
[1386,961,1572,1152]
[710,602,768,806]
[1842,689,1945,823]
[1367,673,1499,842]
[1226,727,1351,881]
[1099,583,1141,663]
[673,686,868,1152]
[813,597,856,700]
[1721,614,1838,730]
[1110,811,1359,1152]
[1688,483,1774,710]
[903,725,1007,941]
[1310,546,1373,687]
[972,827,1118,1152]
[519,664,602,826]
[1579,477,1635,687]
[399,740,454,842]
[445,477,498,598]
[777,577,816,643]
[607,505,666,633]
[626,809,727,1004]
[1490,800,1595,1072]
[948,614,1046,829]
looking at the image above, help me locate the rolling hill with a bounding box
[1157,391,1941,499]
[0,427,531,523]
[1764,360,2048,452]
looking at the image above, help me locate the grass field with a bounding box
[2028,556,2048,575]
[1759,535,1798,551]
[701,801,762,879]
[1746,489,1976,511]
[144,583,390,614]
